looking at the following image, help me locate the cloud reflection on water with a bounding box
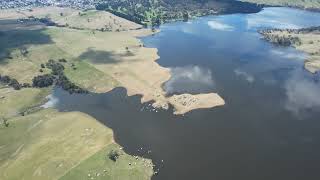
[41,94,59,108]
[164,65,215,94]
[246,8,303,29]
[270,49,306,60]
[234,69,255,83]
[207,20,234,31]
[285,70,320,117]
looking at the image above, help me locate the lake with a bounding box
[49,7,320,180]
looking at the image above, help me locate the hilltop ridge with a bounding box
[0,0,262,25]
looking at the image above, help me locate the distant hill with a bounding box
[96,0,262,25]
[240,0,320,10]
[0,0,262,25]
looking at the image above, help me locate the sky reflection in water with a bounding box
[144,7,320,117]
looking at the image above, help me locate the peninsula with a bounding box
[260,27,320,73]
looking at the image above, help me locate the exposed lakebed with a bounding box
[48,7,320,180]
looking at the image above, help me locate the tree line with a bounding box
[0,59,87,94]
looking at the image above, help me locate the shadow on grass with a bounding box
[0,19,53,64]
[78,48,136,64]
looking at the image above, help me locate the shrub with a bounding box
[58,58,67,63]
[51,63,64,75]
[0,75,11,83]
[9,79,21,90]
[46,60,65,75]
[22,83,31,88]
[108,150,120,162]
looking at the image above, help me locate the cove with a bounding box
[48,7,320,180]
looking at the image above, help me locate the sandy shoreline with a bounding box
[107,28,226,114]
[93,29,225,114]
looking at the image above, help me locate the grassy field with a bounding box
[64,61,120,92]
[0,87,49,119]
[0,8,155,180]
[60,143,153,180]
[0,86,154,180]
[241,0,320,9]
[0,7,142,32]
[0,107,153,180]
[0,20,120,91]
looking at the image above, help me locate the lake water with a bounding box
[49,7,320,180]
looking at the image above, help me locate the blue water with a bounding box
[143,7,320,116]
[52,7,320,180]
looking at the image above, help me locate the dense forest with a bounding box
[96,0,262,25]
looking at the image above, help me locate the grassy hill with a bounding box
[96,0,262,25]
[0,102,153,180]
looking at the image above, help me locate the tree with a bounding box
[183,11,189,22]
[151,14,162,27]
[3,118,9,127]
[9,79,21,90]
[58,58,67,63]
[51,63,64,75]
[46,60,65,75]
[0,75,11,83]
[108,150,120,162]
[20,47,28,56]
[32,74,55,88]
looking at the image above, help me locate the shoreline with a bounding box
[0,7,226,114]
[259,27,320,73]
[240,0,320,12]
[118,28,226,115]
